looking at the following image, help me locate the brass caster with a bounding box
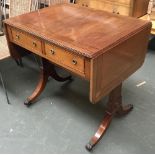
[24,100,32,107]
[85,142,94,152]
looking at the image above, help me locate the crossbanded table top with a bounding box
[4,4,151,58]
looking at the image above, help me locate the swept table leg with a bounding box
[50,66,72,82]
[86,112,113,151]
[24,68,49,106]
[15,58,24,67]
[24,58,72,106]
[86,83,133,151]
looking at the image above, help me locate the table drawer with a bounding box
[11,28,42,54]
[76,0,89,7]
[116,5,131,16]
[102,2,131,15]
[116,0,132,6]
[45,43,85,74]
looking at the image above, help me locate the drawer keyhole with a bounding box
[33,42,37,47]
[51,49,55,55]
[16,34,20,40]
[72,59,77,65]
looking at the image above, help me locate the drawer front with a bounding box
[76,0,131,16]
[92,0,132,6]
[76,0,132,7]
[97,1,131,15]
[76,0,89,7]
[11,28,42,54]
[115,0,132,6]
[116,5,131,16]
[45,43,85,74]
[102,1,115,12]
[88,0,106,11]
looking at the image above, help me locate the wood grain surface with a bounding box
[4,4,151,58]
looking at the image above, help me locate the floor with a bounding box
[0,35,10,59]
[0,49,155,154]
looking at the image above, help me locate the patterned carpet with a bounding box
[0,35,10,60]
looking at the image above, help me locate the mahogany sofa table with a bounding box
[4,4,151,151]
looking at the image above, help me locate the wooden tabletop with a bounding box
[4,4,151,58]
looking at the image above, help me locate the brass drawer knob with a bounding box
[32,42,37,47]
[51,49,55,55]
[16,34,20,40]
[72,59,77,65]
